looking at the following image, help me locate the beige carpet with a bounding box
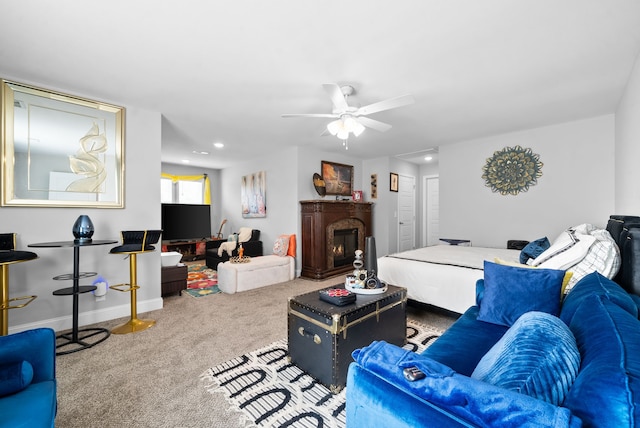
[54,276,458,428]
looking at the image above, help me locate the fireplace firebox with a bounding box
[332,228,358,268]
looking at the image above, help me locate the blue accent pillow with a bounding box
[520,237,550,264]
[0,360,33,397]
[477,261,565,327]
[472,311,580,405]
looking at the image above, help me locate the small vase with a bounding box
[72,215,94,243]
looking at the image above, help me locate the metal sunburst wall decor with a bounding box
[481,145,543,196]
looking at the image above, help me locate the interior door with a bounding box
[424,176,440,246]
[398,174,416,252]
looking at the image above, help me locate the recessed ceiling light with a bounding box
[424,156,433,161]
[181,159,190,163]
[213,142,224,149]
[192,150,209,155]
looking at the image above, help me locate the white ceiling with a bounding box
[2,1,640,169]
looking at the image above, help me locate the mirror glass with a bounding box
[1,80,124,207]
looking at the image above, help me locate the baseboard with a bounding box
[8,298,164,335]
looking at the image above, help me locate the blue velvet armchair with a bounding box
[0,328,57,427]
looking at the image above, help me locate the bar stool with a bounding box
[0,233,38,336]
[109,230,162,334]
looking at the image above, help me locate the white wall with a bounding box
[440,115,615,248]
[615,50,640,214]
[1,93,163,333]
[363,157,390,255]
[220,147,301,263]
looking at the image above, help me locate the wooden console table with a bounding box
[162,239,212,261]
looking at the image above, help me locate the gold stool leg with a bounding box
[1,265,8,336]
[111,253,155,334]
[0,262,37,337]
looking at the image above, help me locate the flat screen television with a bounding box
[161,203,211,241]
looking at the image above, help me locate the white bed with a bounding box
[377,245,520,314]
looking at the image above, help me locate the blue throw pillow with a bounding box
[472,311,580,405]
[0,360,34,397]
[520,237,550,264]
[477,261,565,327]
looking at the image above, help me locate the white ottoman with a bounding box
[218,255,295,294]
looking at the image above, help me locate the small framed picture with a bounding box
[370,173,378,199]
[390,173,399,192]
[352,190,363,201]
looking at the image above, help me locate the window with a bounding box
[161,178,205,204]
[178,181,203,204]
[161,178,173,203]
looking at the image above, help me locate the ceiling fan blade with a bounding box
[281,113,338,118]
[357,94,415,116]
[323,83,349,112]
[357,116,392,132]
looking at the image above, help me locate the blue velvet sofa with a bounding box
[0,328,57,427]
[346,271,640,427]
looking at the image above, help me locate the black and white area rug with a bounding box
[201,320,442,428]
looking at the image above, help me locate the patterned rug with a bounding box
[201,320,442,427]
[184,263,220,298]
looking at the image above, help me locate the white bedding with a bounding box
[377,245,520,314]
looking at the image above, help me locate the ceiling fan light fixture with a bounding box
[337,129,350,140]
[284,83,414,144]
[327,119,341,136]
[347,118,365,137]
[327,116,365,140]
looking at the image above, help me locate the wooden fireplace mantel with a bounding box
[300,200,373,280]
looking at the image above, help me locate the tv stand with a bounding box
[162,239,210,262]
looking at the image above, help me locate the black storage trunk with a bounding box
[287,284,407,393]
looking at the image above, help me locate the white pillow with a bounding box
[531,228,595,270]
[237,227,252,243]
[561,225,620,292]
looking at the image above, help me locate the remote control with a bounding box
[403,366,426,382]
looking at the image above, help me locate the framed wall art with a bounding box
[390,173,399,192]
[241,171,266,218]
[1,79,125,207]
[321,160,353,197]
[370,173,377,199]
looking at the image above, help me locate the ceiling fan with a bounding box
[282,84,415,143]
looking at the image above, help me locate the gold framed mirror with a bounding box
[1,79,124,208]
